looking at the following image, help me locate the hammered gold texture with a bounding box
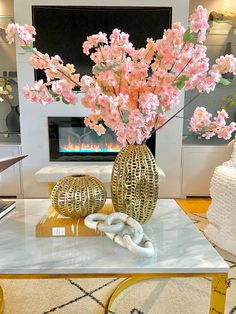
[111,144,159,224]
[51,175,107,219]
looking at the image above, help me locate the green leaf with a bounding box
[183,28,191,43]
[191,35,198,45]
[20,42,33,52]
[62,96,70,104]
[219,77,231,86]
[105,65,114,71]
[49,90,59,98]
[183,28,198,44]
[92,62,120,75]
[123,110,129,123]
[177,81,185,90]
[172,75,189,90]
[92,63,104,74]
[158,106,164,114]
[179,75,189,81]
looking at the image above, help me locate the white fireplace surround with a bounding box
[35,164,166,198]
[15,0,189,198]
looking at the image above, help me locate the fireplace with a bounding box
[48,117,156,162]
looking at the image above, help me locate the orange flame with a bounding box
[60,136,122,152]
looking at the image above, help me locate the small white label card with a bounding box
[52,227,65,236]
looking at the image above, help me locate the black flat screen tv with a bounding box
[32,6,172,84]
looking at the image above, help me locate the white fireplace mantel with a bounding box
[35,164,166,183]
[15,0,189,198]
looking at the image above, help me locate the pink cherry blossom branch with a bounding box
[168,42,186,73]
[173,58,192,81]
[98,44,107,64]
[189,107,236,139]
[31,49,80,87]
[5,7,236,146]
[147,92,201,141]
[147,57,194,140]
[157,93,201,131]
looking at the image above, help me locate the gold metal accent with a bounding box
[106,273,228,314]
[124,216,130,224]
[96,221,102,233]
[122,233,129,237]
[143,240,151,245]
[0,272,228,314]
[106,277,143,313]
[111,144,159,224]
[51,175,107,219]
[48,182,55,197]
[0,272,227,280]
[210,274,228,314]
[112,234,118,242]
[0,285,3,314]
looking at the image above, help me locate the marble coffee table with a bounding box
[0,199,229,314]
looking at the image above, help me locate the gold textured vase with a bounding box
[111,144,159,224]
[51,175,106,219]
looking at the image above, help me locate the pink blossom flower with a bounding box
[23,80,54,105]
[202,131,216,139]
[116,128,127,145]
[62,90,77,104]
[213,55,236,75]
[189,107,236,140]
[214,109,228,127]
[189,5,209,43]
[18,24,36,44]
[216,123,236,140]
[93,124,106,136]
[82,32,108,55]
[6,23,36,46]
[5,23,18,44]
[109,29,133,54]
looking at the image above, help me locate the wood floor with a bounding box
[175,198,211,214]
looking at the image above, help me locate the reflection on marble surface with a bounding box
[0,199,229,275]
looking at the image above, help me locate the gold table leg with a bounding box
[209,274,228,314]
[0,285,4,314]
[105,278,144,313]
[106,274,228,314]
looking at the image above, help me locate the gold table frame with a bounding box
[0,272,228,314]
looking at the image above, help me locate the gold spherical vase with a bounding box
[51,175,107,219]
[111,144,159,224]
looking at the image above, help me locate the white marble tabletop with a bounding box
[0,199,229,275]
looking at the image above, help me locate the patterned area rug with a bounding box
[0,213,235,314]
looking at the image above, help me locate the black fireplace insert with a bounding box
[48,117,156,162]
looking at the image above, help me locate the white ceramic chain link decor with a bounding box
[84,212,155,258]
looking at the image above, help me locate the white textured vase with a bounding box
[204,140,236,255]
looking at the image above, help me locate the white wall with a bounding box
[14,0,189,198]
